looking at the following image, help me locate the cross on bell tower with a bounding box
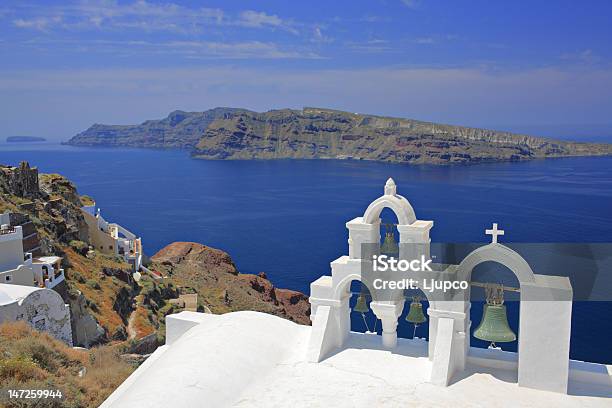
[485,223,504,244]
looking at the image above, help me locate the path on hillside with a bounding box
[127,309,137,340]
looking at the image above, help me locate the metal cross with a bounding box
[485,223,504,244]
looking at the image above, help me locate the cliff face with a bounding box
[151,242,311,325]
[67,107,612,164]
[0,161,40,199]
[68,107,250,149]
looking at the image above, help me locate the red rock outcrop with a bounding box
[151,242,311,325]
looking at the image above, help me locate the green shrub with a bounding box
[68,240,89,256]
[71,271,86,284]
[85,279,101,290]
[0,355,45,382]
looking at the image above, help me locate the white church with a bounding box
[101,179,612,407]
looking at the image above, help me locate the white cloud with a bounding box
[13,16,62,31]
[414,37,434,44]
[401,0,420,9]
[560,49,602,65]
[311,26,332,43]
[164,40,319,59]
[238,10,281,28]
[236,10,298,34]
[8,1,296,34]
[347,39,392,53]
[10,37,320,60]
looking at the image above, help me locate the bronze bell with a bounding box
[354,293,369,314]
[474,284,516,347]
[406,296,427,338]
[352,284,371,332]
[381,224,399,256]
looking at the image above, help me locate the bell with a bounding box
[405,299,427,325]
[353,285,371,332]
[406,297,427,338]
[354,294,369,314]
[474,304,516,346]
[381,224,399,256]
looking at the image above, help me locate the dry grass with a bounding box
[63,248,132,335]
[0,322,135,408]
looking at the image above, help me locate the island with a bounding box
[6,136,46,143]
[65,107,612,165]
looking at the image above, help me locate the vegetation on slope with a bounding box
[0,322,134,408]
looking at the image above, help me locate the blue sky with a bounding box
[1,0,612,140]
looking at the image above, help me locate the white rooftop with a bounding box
[0,283,43,306]
[101,311,612,408]
[32,256,61,264]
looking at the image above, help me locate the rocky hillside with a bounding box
[0,162,145,347]
[151,242,311,325]
[1,162,311,345]
[67,107,612,164]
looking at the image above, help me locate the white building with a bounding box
[100,180,612,407]
[0,217,72,344]
[0,223,65,289]
[81,204,143,272]
[0,283,72,345]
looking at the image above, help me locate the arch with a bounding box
[458,244,533,374]
[457,243,536,285]
[332,274,377,302]
[363,195,417,226]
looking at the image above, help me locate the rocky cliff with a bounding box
[67,107,612,164]
[68,107,249,148]
[151,242,311,325]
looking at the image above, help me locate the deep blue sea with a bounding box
[1,142,611,364]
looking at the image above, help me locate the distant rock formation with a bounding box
[6,136,46,142]
[68,107,249,149]
[151,242,311,325]
[66,107,612,164]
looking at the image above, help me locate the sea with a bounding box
[1,142,611,364]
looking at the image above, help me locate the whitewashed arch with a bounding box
[362,178,417,226]
[457,243,536,285]
[332,273,378,302]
